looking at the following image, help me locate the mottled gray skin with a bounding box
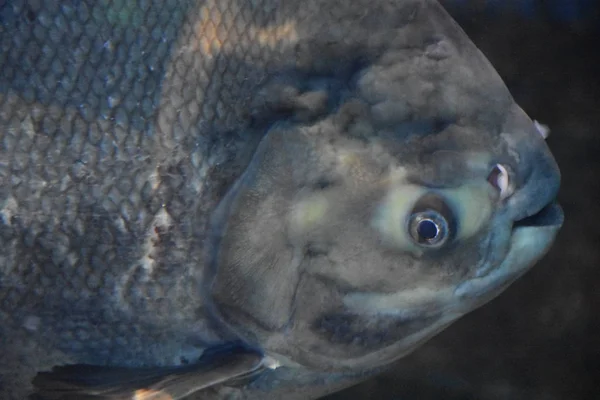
[0,0,561,399]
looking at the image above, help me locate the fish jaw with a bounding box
[455,202,563,301]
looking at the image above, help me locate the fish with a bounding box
[0,0,563,399]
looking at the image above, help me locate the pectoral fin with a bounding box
[31,350,264,399]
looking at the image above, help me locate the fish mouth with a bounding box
[454,201,563,300]
[513,201,564,229]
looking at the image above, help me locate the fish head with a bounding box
[204,4,562,373]
[205,99,562,372]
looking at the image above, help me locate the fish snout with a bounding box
[503,109,562,227]
[453,110,564,301]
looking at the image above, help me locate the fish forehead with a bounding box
[0,1,556,399]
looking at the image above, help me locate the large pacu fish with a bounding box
[0,0,563,399]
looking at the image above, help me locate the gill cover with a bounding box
[207,126,316,333]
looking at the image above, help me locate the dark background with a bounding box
[329,1,600,399]
[0,1,597,399]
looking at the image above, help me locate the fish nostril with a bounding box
[487,163,513,201]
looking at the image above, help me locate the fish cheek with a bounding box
[310,311,440,356]
[292,199,497,364]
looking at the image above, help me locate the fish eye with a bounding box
[408,211,448,246]
[487,163,512,200]
[407,194,455,248]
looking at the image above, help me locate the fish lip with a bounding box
[473,201,563,278]
[454,201,563,299]
[512,201,564,229]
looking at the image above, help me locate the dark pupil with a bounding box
[417,219,438,240]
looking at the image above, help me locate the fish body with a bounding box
[0,0,562,399]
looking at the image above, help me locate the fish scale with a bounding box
[0,0,281,390]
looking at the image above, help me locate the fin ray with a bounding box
[32,351,264,399]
